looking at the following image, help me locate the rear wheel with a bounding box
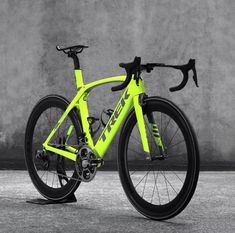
[25,95,82,200]
[118,97,199,220]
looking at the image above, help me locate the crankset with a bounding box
[75,145,103,182]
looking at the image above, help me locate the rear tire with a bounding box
[25,95,82,201]
[118,97,199,220]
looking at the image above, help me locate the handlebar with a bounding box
[112,57,198,92]
[146,59,198,92]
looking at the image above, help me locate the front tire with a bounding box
[118,97,200,220]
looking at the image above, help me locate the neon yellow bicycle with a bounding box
[25,44,200,220]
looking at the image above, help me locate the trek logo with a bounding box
[99,90,130,142]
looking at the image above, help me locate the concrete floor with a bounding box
[0,171,234,233]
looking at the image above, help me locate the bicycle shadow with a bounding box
[0,196,95,211]
[132,215,190,226]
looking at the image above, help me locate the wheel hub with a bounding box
[35,149,50,169]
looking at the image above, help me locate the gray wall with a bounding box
[0,0,234,168]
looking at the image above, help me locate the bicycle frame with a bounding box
[42,69,155,161]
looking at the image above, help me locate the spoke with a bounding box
[49,107,53,129]
[128,147,147,158]
[167,139,185,150]
[130,171,136,176]
[154,170,161,205]
[151,171,156,204]
[52,172,55,187]
[160,170,178,195]
[134,168,151,189]
[161,117,171,139]
[40,170,47,179]
[163,166,184,183]
[167,127,179,148]
[151,170,160,204]
[156,170,161,205]
[47,170,79,182]
[44,109,53,131]
[57,111,71,140]
[44,108,57,145]
[46,107,71,145]
[162,170,170,202]
[130,134,142,146]
[142,168,149,198]
[170,170,184,183]
[56,174,59,188]
[40,169,80,187]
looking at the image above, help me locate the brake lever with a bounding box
[192,63,198,87]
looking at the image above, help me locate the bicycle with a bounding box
[25,44,200,220]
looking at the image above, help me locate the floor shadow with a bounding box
[123,214,191,226]
[0,195,95,211]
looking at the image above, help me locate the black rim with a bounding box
[120,100,197,216]
[25,98,81,198]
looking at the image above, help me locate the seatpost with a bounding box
[69,52,84,88]
[68,51,80,69]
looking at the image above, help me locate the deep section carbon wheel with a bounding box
[25,95,82,200]
[118,97,199,220]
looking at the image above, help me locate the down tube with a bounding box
[94,89,133,158]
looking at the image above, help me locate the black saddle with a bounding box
[56,45,88,54]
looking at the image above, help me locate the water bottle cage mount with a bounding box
[87,109,114,137]
[101,109,114,127]
[87,116,100,137]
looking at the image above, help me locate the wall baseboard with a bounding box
[0,159,234,171]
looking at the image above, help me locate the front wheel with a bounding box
[118,97,199,220]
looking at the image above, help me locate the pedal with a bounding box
[90,158,104,167]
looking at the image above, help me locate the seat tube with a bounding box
[74,69,84,88]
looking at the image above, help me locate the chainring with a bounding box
[75,145,97,182]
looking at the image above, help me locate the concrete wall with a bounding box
[0,0,234,168]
